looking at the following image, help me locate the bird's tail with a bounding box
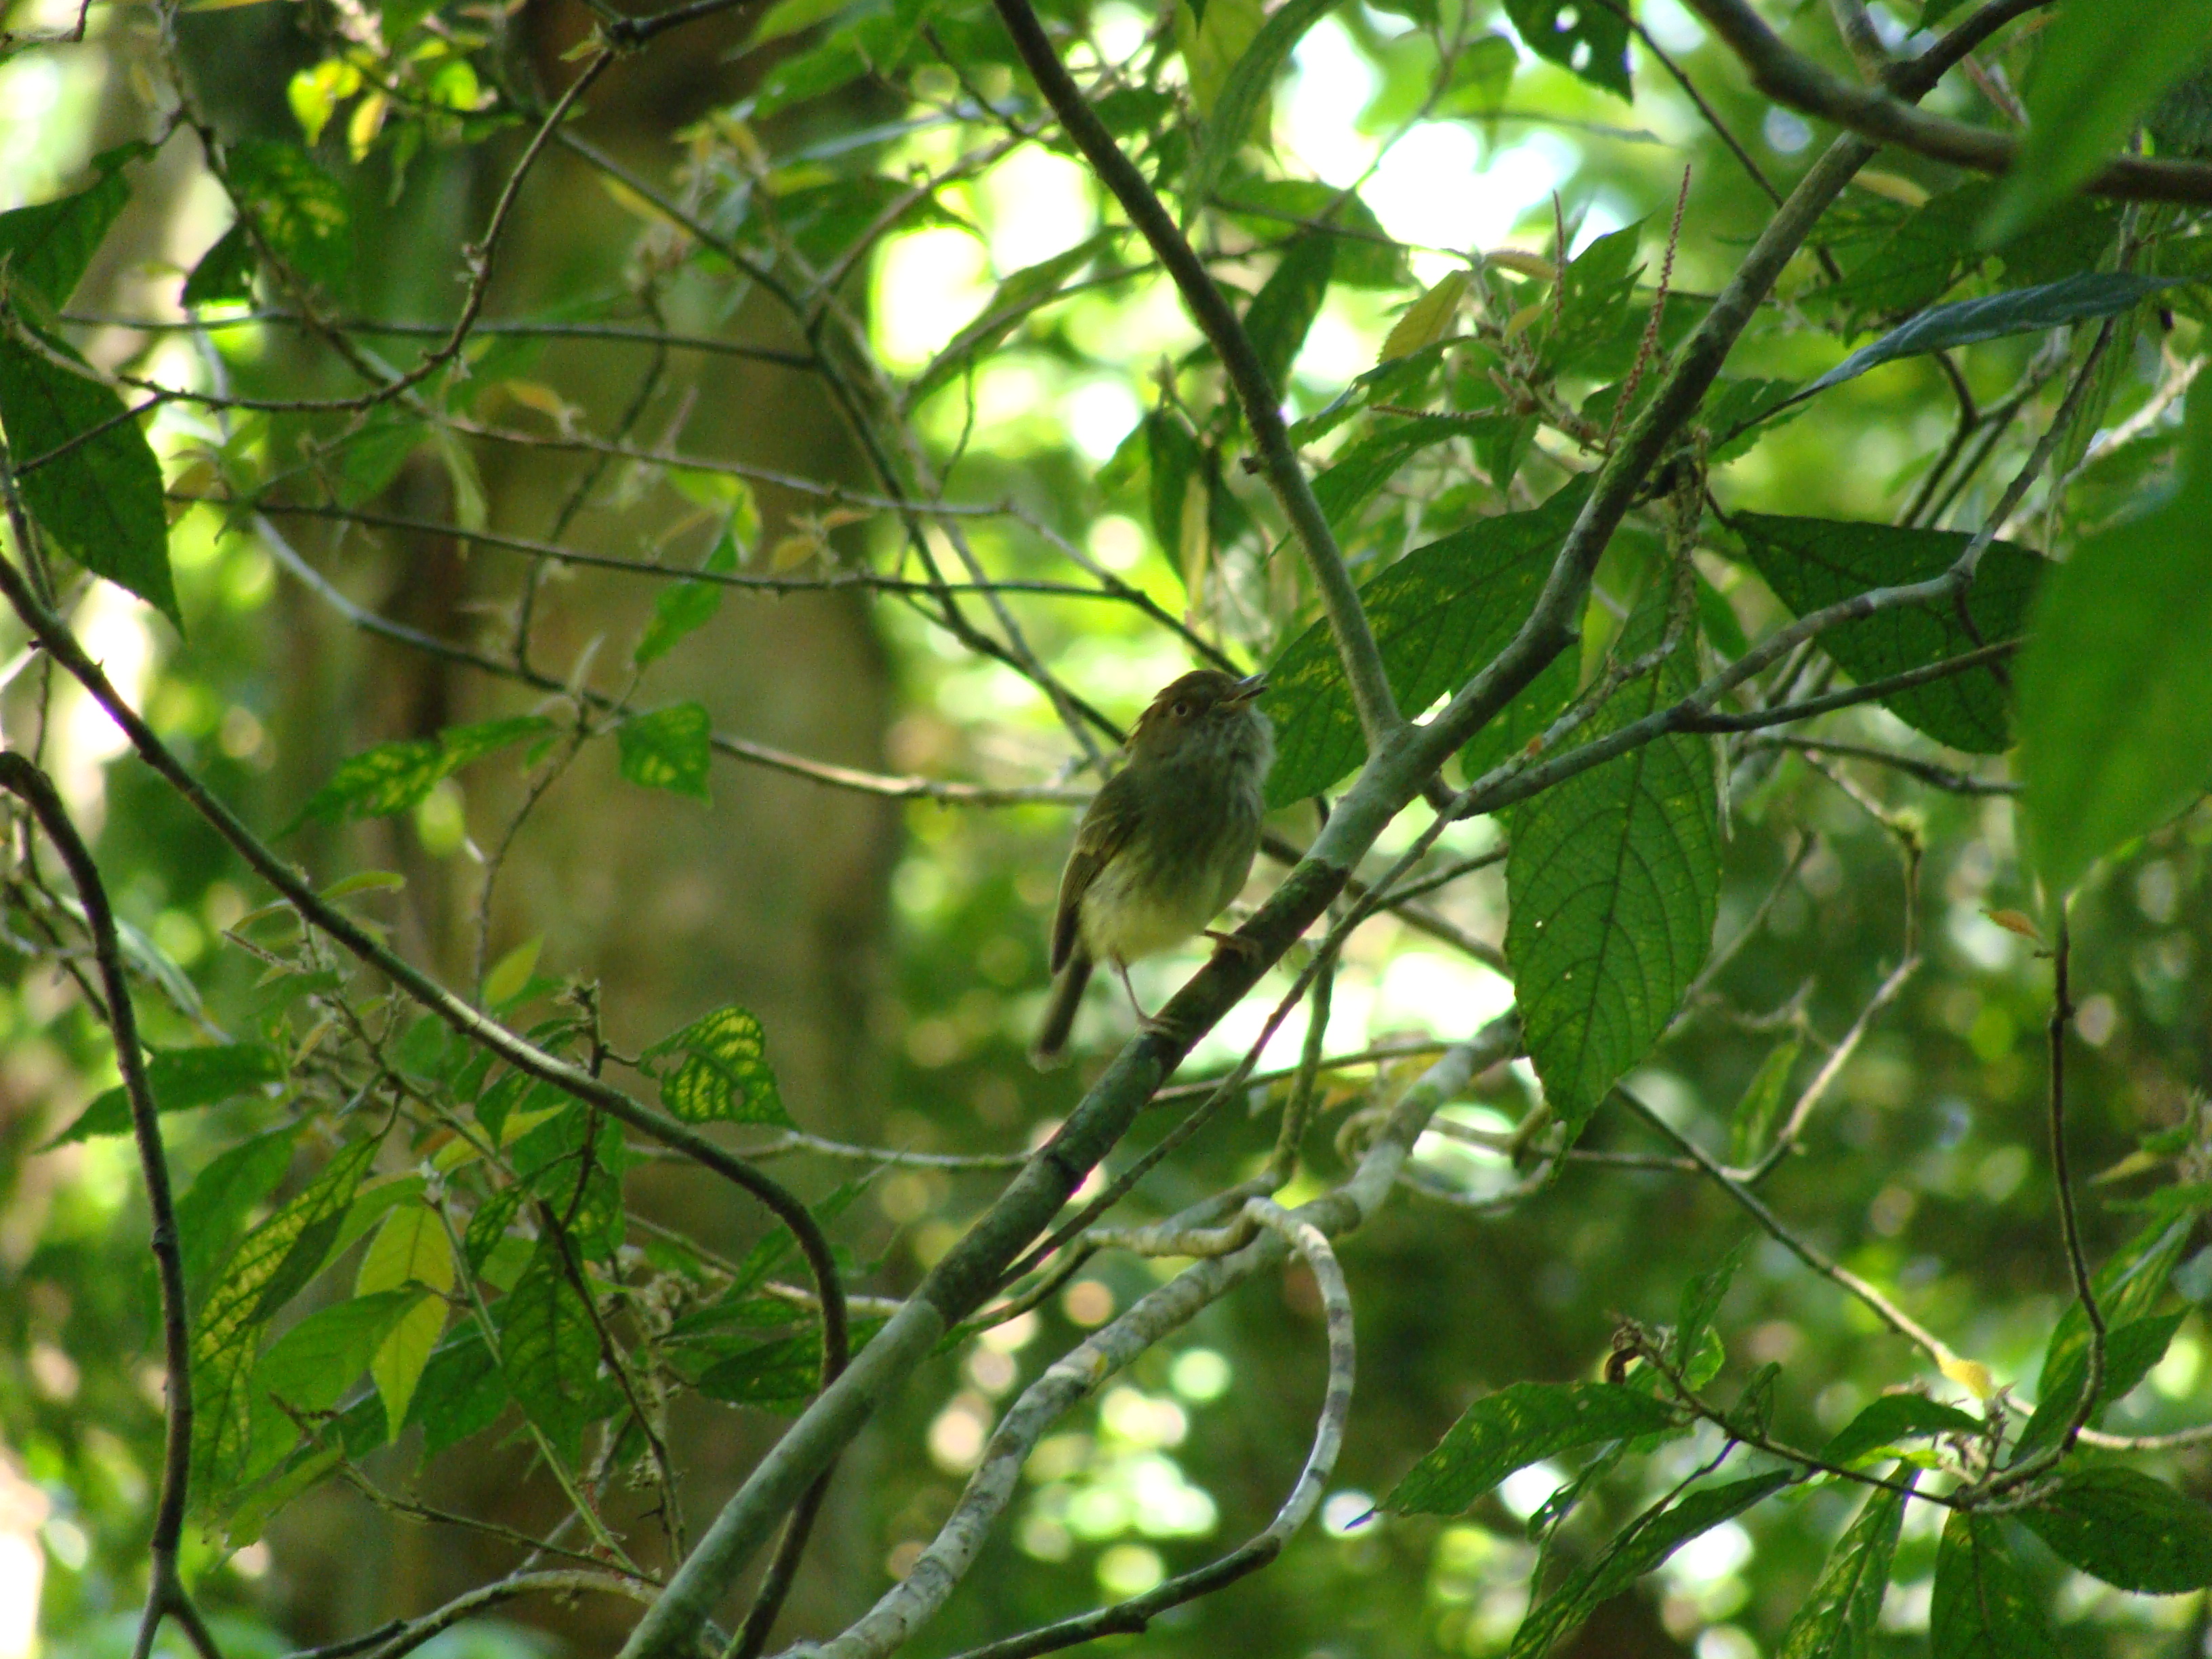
[1029,954,1093,1069]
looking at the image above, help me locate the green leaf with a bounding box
[1539,221,1645,379]
[1504,0,1630,100]
[0,327,177,626]
[1817,1394,1984,1469]
[645,1004,792,1126]
[1673,1237,1750,1389]
[1218,179,1404,288]
[1727,1035,1802,1167]
[618,701,713,800]
[1803,273,2184,399]
[45,1042,286,1146]
[1458,647,1576,787]
[1380,1382,1681,1517]
[356,1198,455,1437]
[1778,1476,1913,1659]
[497,1237,617,1463]
[1263,476,1591,806]
[2014,1309,2187,1460]
[191,1139,380,1494]
[1931,1511,2058,1659]
[408,1324,512,1456]
[480,934,544,1008]
[182,222,258,308]
[695,1318,884,1413]
[255,1289,422,1416]
[1732,515,2046,754]
[1242,234,1334,397]
[176,1124,301,1303]
[1186,0,1321,211]
[909,232,1113,405]
[0,142,147,308]
[1146,409,1204,582]
[2012,1214,2194,1458]
[1510,1471,1793,1657]
[1380,270,1469,363]
[1436,33,1518,119]
[1311,414,1517,535]
[226,139,354,293]
[1506,586,1720,1138]
[2019,1466,2212,1593]
[1982,0,2212,243]
[334,413,425,508]
[292,714,554,828]
[2017,385,2212,894]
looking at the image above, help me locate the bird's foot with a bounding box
[1204,928,1265,964]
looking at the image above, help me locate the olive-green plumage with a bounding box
[1030,668,1273,1068]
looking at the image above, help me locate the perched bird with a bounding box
[1030,668,1274,1068]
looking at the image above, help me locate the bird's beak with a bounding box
[1227,672,1268,705]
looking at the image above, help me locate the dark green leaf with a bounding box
[1803,274,2184,399]
[1458,649,1576,786]
[2018,385,2212,893]
[1540,222,1644,378]
[1503,0,1630,99]
[0,142,147,308]
[1931,1511,2058,1659]
[2014,1309,2187,1460]
[1812,185,1992,327]
[226,140,354,294]
[1147,410,1203,581]
[1510,1471,1793,1657]
[181,222,258,308]
[1818,1394,1984,1469]
[1187,0,1336,220]
[45,1042,286,1146]
[464,1185,527,1274]
[497,1238,617,1463]
[1380,1382,1681,1517]
[254,1290,422,1416]
[1732,514,2045,754]
[334,414,425,508]
[1983,0,2212,243]
[1673,1238,1750,1389]
[511,1105,628,1257]
[1287,340,1453,444]
[1702,377,1810,464]
[1779,1476,1913,1659]
[0,328,177,625]
[1507,586,1719,1137]
[176,1125,301,1304]
[644,1004,792,1126]
[695,1317,886,1413]
[1311,414,1517,535]
[2020,1466,2212,1593]
[1727,1036,1802,1167]
[1263,476,1590,806]
[293,715,554,828]
[408,1324,512,1456]
[1243,234,1334,398]
[618,701,712,800]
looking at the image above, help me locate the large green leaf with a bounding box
[0,328,177,626]
[2012,1214,2194,1458]
[292,715,554,830]
[1510,1471,1793,1657]
[642,1004,792,1126]
[174,1124,301,1303]
[0,142,148,308]
[1506,586,1719,1138]
[1818,1393,1983,1469]
[226,139,354,293]
[1503,0,1629,99]
[1310,413,1519,535]
[1218,178,1404,288]
[409,1324,512,1456]
[1186,0,1324,214]
[497,1237,617,1464]
[1802,273,2184,399]
[2013,1309,2186,1460]
[1983,0,2212,243]
[1778,1477,1912,1659]
[2020,1466,2212,1593]
[1381,1382,1681,1517]
[1243,234,1334,397]
[1263,477,1590,806]
[45,1042,286,1146]
[2017,386,2212,894]
[1931,1512,2058,1659]
[1732,515,2046,754]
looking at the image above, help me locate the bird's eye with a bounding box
[1172,701,1192,718]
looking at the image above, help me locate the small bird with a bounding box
[1030,668,1274,1068]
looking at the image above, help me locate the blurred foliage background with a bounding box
[2,0,2211,1654]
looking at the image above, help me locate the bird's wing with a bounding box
[1050,774,1140,973]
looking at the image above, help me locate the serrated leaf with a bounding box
[45,1042,285,1147]
[647,1004,791,1126]
[1243,234,1334,397]
[1728,1036,1802,1167]
[192,1139,380,1495]
[0,142,147,307]
[1803,274,2184,399]
[1381,1382,1681,1516]
[0,327,177,626]
[1818,1394,1983,1469]
[1263,476,1590,805]
[293,715,553,829]
[2019,1466,2212,1593]
[497,1237,616,1462]
[182,222,258,308]
[1510,1471,1793,1657]
[1732,515,2045,754]
[2018,386,2212,895]
[1983,0,2212,243]
[1504,0,1629,99]
[1779,1475,1912,1659]
[617,701,712,800]
[1507,586,1719,1138]
[226,139,354,293]
[1931,1511,2058,1659]
[176,1124,301,1304]
[1380,270,1468,363]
